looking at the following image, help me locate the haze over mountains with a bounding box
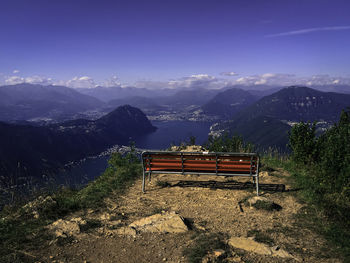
[0,83,104,122]
[0,82,349,190]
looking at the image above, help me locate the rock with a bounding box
[116,211,188,236]
[49,219,80,238]
[99,212,112,221]
[260,171,269,177]
[129,211,188,234]
[228,237,298,260]
[115,226,137,237]
[213,249,225,258]
[70,217,87,225]
[246,196,269,206]
[21,196,56,219]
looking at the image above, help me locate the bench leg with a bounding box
[256,175,259,196]
[142,171,146,193]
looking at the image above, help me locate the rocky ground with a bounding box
[27,161,342,263]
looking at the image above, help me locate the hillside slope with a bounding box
[15,162,342,263]
[0,83,105,122]
[0,105,156,182]
[213,86,350,150]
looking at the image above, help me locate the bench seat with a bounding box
[141,151,260,195]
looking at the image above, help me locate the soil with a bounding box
[32,168,341,263]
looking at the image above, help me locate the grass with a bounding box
[252,200,282,211]
[263,156,350,262]
[247,229,274,246]
[0,152,142,262]
[183,232,227,263]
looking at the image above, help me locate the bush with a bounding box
[288,121,317,165]
[205,133,254,153]
[289,109,350,225]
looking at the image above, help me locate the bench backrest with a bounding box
[142,151,259,177]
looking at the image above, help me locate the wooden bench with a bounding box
[141,151,260,195]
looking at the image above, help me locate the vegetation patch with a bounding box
[247,229,274,246]
[0,149,142,262]
[252,200,282,211]
[80,219,102,232]
[156,180,171,188]
[183,232,227,263]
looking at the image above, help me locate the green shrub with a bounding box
[205,133,254,153]
[288,121,317,165]
[183,232,227,263]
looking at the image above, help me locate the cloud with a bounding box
[5,76,25,85]
[66,76,96,89]
[13,69,20,74]
[103,75,121,87]
[234,73,350,86]
[25,76,52,85]
[220,72,238,77]
[266,25,350,37]
[168,74,219,89]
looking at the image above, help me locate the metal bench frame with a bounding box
[141,151,260,195]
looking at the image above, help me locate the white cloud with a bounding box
[233,73,350,87]
[66,76,96,89]
[266,25,350,38]
[13,69,20,74]
[25,75,52,85]
[220,72,238,77]
[167,74,219,89]
[103,75,121,87]
[5,76,25,85]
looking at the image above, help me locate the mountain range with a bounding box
[0,83,104,122]
[212,86,350,150]
[0,105,156,183]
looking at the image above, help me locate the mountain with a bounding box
[214,86,350,150]
[77,86,178,102]
[202,88,259,118]
[108,96,166,114]
[0,83,105,122]
[159,89,219,108]
[236,86,350,123]
[0,105,156,183]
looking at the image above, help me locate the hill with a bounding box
[202,88,259,118]
[213,86,350,150]
[0,83,105,122]
[237,86,350,123]
[0,105,156,184]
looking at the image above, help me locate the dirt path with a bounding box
[37,168,340,263]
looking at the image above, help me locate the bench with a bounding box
[141,151,260,195]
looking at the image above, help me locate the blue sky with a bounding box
[1,0,350,88]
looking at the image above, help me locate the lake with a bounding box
[56,121,213,187]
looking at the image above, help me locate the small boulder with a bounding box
[228,237,298,260]
[116,211,188,236]
[49,219,81,238]
[129,211,188,234]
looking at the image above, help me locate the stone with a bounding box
[213,249,225,258]
[246,196,269,206]
[129,211,188,234]
[115,226,137,237]
[228,237,298,260]
[49,219,80,238]
[229,237,272,255]
[21,195,57,219]
[260,171,269,177]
